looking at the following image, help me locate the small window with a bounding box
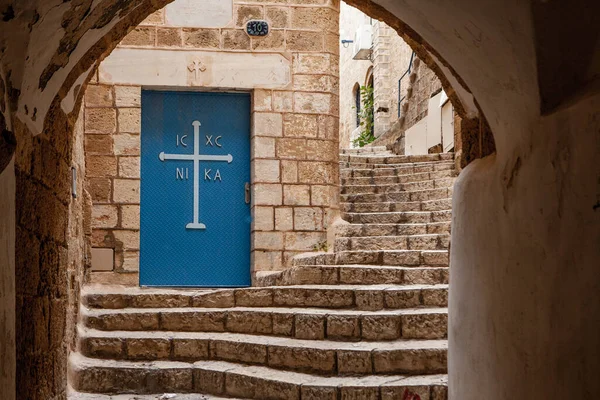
[353,83,361,127]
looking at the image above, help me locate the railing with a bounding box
[397,51,416,118]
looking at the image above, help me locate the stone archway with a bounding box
[1,1,598,399]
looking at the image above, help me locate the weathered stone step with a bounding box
[68,391,241,400]
[336,250,449,269]
[341,187,453,203]
[82,306,448,341]
[70,354,449,399]
[80,329,447,376]
[335,222,451,238]
[339,153,454,165]
[342,210,452,224]
[342,177,455,195]
[255,265,449,286]
[340,162,455,178]
[341,146,388,154]
[341,198,452,213]
[85,284,447,313]
[335,234,450,252]
[341,170,455,186]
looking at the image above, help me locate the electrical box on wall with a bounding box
[353,24,373,60]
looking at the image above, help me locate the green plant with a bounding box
[352,85,376,148]
[313,240,328,252]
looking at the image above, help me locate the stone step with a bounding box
[291,249,449,269]
[82,306,448,341]
[341,177,455,195]
[84,284,448,313]
[340,162,455,178]
[341,170,455,186]
[341,187,453,203]
[70,354,449,399]
[339,153,454,165]
[80,329,448,376]
[335,222,451,238]
[255,265,449,286]
[334,234,450,252]
[341,146,389,154]
[69,390,240,400]
[342,210,452,224]
[341,198,452,213]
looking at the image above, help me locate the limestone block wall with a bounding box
[338,2,372,149]
[84,0,340,281]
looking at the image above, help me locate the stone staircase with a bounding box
[69,146,455,399]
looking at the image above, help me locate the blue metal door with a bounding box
[140,90,251,287]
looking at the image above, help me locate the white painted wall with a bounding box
[426,91,442,150]
[404,117,427,155]
[0,159,15,400]
[441,101,454,151]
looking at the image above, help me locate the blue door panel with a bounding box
[140,90,251,287]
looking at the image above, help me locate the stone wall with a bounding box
[13,102,88,399]
[338,2,372,149]
[84,0,340,281]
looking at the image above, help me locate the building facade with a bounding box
[83,0,340,284]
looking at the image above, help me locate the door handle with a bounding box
[245,182,251,204]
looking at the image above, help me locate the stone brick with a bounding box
[141,9,164,25]
[86,155,117,178]
[254,113,283,137]
[253,89,272,112]
[306,139,335,161]
[298,161,333,184]
[235,289,273,307]
[113,179,140,204]
[253,250,283,271]
[327,315,359,340]
[120,26,156,46]
[235,5,263,27]
[118,156,140,178]
[253,183,282,205]
[283,185,310,205]
[121,205,140,229]
[119,250,139,272]
[222,29,251,50]
[281,160,298,183]
[254,232,283,250]
[113,230,140,250]
[88,178,111,202]
[86,337,123,358]
[276,138,306,159]
[126,338,170,360]
[291,7,337,32]
[253,206,274,231]
[286,31,323,51]
[294,92,331,114]
[194,369,225,394]
[115,86,141,107]
[337,350,372,374]
[117,108,141,134]
[85,108,116,133]
[293,74,335,92]
[172,339,209,360]
[284,232,324,251]
[113,134,140,156]
[311,185,331,206]
[293,53,331,74]
[85,135,113,155]
[254,159,280,183]
[318,115,338,140]
[252,30,285,51]
[324,32,339,55]
[226,311,272,334]
[182,28,220,49]
[275,207,293,231]
[157,27,182,47]
[266,6,289,28]
[294,314,325,339]
[272,313,294,336]
[294,207,322,230]
[302,386,337,400]
[85,85,113,107]
[362,315,401,340]
[284,114,318,138]
[272,91,293,112]
[253,136,276,158]
[92,205,118,228]
[192,291,235,308]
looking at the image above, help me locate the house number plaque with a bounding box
[246,20,269,36]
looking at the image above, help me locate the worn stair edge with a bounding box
[81,305,449,341]
[69,354,448,399]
